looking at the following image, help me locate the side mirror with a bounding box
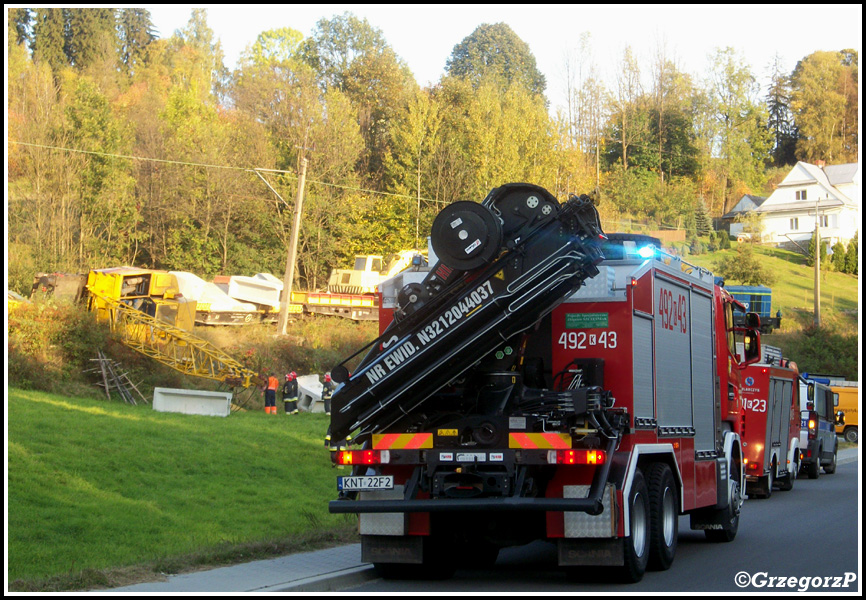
[741,329,762,365]
[835,411,845,427]
[807,382,815,403]
[745,312,761,329]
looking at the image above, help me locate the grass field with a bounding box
[7,388,357,591]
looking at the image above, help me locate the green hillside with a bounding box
[681,242,858,378]
[683,243,858,331]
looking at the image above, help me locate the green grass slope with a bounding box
[7,388,356,590]
[684,243,859,331]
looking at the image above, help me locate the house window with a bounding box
[790,218,799,230]
[795,189,808,200]
[818,215,828,227]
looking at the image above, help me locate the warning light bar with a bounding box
[335,450,390,466]
[549,449,606,465]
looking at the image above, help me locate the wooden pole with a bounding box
[814,198,821,328]
[278,157,308,336]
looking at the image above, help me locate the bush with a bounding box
[713,244,776,286]
[8,303,112,394]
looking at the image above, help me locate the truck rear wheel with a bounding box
[843,427,857,443]
[777,456,795,491]
[646,463,678,571]
[823,449,837,474]
[618,469,650,582]
[806,447,821,479]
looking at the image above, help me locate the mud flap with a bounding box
[362,534,424,565]
[558,538,624,566]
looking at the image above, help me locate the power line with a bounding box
[9,140,442,204]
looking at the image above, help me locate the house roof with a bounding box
[762,161,858,209]
[824,163,859,186]
[721,194,767,219]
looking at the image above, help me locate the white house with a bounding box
[727,161,860,249]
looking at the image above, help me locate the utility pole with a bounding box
[278,157,308,336]
[813,197,821,328]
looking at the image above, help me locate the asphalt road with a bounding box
[343,458,860,593]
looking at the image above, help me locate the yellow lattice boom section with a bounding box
[92,292,259,388]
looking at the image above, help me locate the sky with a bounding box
[148,4,863,111]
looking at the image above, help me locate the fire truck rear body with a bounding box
[740,357,801,498]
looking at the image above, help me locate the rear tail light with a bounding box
[808,411,818,440]
[335,450,390,465]
[549,449,606,465]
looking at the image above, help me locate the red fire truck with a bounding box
[327,184,762,583]
[740,351,801,499]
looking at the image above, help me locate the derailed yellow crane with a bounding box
[86,267,259,388]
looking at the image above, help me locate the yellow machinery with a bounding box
[86,267,258,388]
[291,251,427,321]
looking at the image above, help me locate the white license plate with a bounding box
[338,475,394,491]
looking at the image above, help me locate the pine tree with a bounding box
[118,8,156,77]
[844,234,858,275]
[8,7,32,48]
[65,8,117,71]
[31,8,68,72]
[694,199,711,237]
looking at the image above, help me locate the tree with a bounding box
[694,199,711,237]
[713,244,775,286]
[301,13,416,181]
[704,48,772,215]
[560,32,605,191]
[806,230,831,271]
[606,46,647,172]
[791,50,858,163]
[445,22,546,95]
[8,7,32,48]
[31,8,68,73]
[118,8,156,78]
[65,75,140,266]
[168,8,227,99]
[831,241,847,272]
[844,233,858,275]
[301,12,392,91]
[766,54,798,167]
[64,8,116,71]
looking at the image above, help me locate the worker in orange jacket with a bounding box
[265,373,279,414]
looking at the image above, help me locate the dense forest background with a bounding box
[6,8,859,294]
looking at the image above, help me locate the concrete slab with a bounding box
[153,387,233,417]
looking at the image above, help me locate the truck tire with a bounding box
[705,458,741,543]
[823,449,837,474]
[618,469,650,582]
[806,447,821,479]
[777,456,795,492]
[646,463,678,571]
[844,427,857,444]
